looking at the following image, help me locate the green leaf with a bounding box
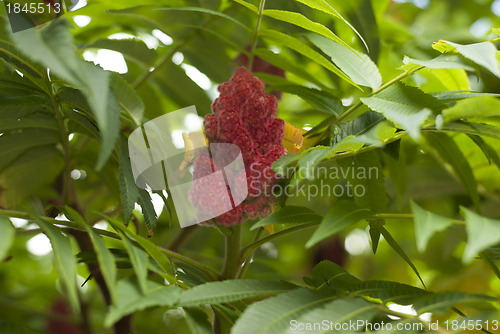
[308,35,382,90]
[106,216,175,278]
[105,278,182,327]
[117,229,149,295]
[110,73,145,125]
[254,49,331,89]
[424,132,480,210]
[361,83,446,140]
[348,121,397,148]
[269,85,343,115]
[442,121,500,140]
[231,288,336,334]
[306,200,373,248]
[251,206,322,230]
[259,30,358,88]
[442,96,500,123]
[35,219,80,313]
[0,129,60,173]
[468,134,500,167]
[332,111,384,145]
[12,20,119,169]
[351,280,429,305]
[183,307,214,334]
[119,136,140,223]
[370,220,426,288]
[138,189,158,232]
[0,146,64,208]
[0,217,15,261]
[368,221,381,254]
[411,200,453,253]
[306,260,361,292]
[263,10,351,50]
[432,41,500,78]
[461,207,500,264]
[65,206,118,304]
[232,0,258,13]
[414,291,499,314]
[403,55,475,71]
[178,280,295,306]
[294,0,368,52]
[284,298,379,334]
[431,90,500,102]
[94,79,120,170]
[0,106,57,132]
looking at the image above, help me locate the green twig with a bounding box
[44,68,72,202]
[240,222,318,262]
[220,225,243,280]
[248,0,267,70]
[237,227,265,278]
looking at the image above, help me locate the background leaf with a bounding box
[411,200,453,253]
[306,200,373,248]
[461,207,500,263]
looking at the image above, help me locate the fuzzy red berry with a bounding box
[190,67,287,226]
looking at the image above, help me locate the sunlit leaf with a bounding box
[259,30,359,88]
[309,35,382,90]
[432,40,500,78]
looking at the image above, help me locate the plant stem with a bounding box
[220,224,242,280]
[44,68,72,202]
[248,0,267,70]
[237,227,265,278]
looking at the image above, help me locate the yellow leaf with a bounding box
[282,121,304,154]
[263,224,275,234]
[177,130,208,177]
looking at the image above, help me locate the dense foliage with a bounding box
[1,0,500,333]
